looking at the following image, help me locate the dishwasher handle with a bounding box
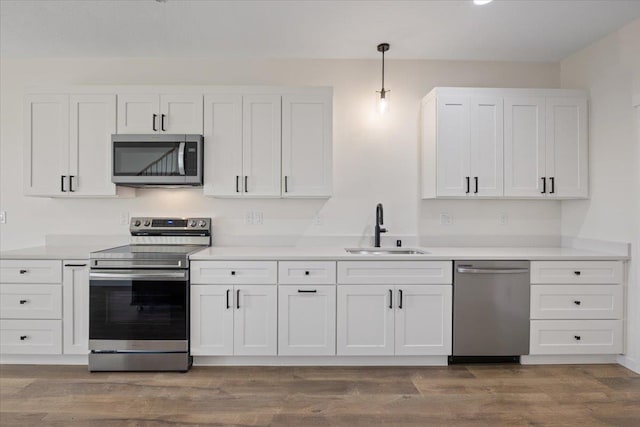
[456,267,529,274]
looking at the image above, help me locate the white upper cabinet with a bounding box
[242,95,282,197]
[24,93,125,198]
[281,93,333,197]
[504,97,546,197]
[422,88,588,200]
[117,93,203,134]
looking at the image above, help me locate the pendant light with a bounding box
[376,43,390,114]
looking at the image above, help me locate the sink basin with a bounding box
[345,248,429,255]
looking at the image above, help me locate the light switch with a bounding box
[0,211,6,224]
[440,213,452,225]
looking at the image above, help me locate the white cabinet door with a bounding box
[190,285,234,356]
[160,94,203,134]
[242,95,281,197]
[436,96,470,197]
[24,94,69,196]
[117,94,159,133]
[504,97,546,197]
[62,261,89,354]
[69,94,117,196]
[546,97,588,198]
[281,93,332,197]
[234,285,277,355]
[470,97,503,197]
[203,94,243,197]
[278,285,336,356]
[337,285,394,356]
[395,285,452,356]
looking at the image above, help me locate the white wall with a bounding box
[560,18,640,372]
[0,58,560,250]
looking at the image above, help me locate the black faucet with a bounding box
[374,203,387,247]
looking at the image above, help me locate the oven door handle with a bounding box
[90,270,188,281]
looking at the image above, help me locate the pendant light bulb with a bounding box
[376,43,390,115]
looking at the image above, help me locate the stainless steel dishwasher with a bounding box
[452,260,530,361]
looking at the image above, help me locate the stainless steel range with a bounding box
[89,217,211,372]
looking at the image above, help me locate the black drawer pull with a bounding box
[298,289,317,293]
[304,271,310,276]
[574,335,581,341]
[20,335,28,341]
[574,271,581,276]
[64,263,87,267]
[231,271,236,276]
[574,300,581,306]
[19,269,28,274]
[19,299,28,304]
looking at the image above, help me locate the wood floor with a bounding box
[1,364,639,426]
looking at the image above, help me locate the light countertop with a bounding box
[0,244,627,261]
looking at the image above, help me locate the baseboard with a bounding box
[520,354,618,365]
[617,354,640,374]
[193,355,449,366]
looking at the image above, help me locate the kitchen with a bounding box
[1,0,639,425]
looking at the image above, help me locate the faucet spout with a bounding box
[374,203,387,247]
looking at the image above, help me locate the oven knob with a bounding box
[189,220,197,227]
[199,220,207,227]
[133,220,141,227]
[144,220,151,227]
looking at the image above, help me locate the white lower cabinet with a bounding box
[62,261,90,354]
[337,285,452,356]
[0,319,62,354]
[278,285,336,356]
[530,319,623,355]
[190,284,277,356]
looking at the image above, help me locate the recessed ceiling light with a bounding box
[473,0,494,5]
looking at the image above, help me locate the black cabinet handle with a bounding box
[465,176,470,194]
[226,289,230,309]
[19,299,28,305]
[298,289,317,293]
[541,177,547,194]
[236,289,240,309]
[244,176,248,193]
[474,177,478,194]
[550,177,555,194]
[161,114,166,131]
[398,289,403,309]
[574,300,581,306]
[574,335,581,341]
[574,271,581,276]
[304,271,310,276]
[235,176,240,193]
[64,263,87,267]
[69,176,75,192]
[152,114,158,131]
[19,269,28,274]
[231,271,236,276]
[284,176,288,193]
[389,289,393,309]
[20,335,28,341]
[61,175,66,192]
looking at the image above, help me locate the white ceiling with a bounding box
[2,0,640,61]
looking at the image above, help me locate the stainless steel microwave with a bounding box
[111,134,203,187]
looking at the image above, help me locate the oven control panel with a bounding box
[130,217,211,234]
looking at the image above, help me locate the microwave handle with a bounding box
[178,142,186,176]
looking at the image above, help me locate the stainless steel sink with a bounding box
[345,248,429,255]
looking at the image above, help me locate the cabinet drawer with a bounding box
[337,261,452,285]
[531,284,622,320]
[278,261,336,285]
[530,319,622,355]
[531,261,622,284]
[191,261,277,285]
[0,260,62,284]
[0,284,62,319]
[0,319,62,354]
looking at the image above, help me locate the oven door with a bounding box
[89,269,189,350]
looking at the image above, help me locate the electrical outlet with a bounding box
[313,214,322,226]
[440,213,452,225]
[0,211,6,224]
[245,211,254,225]
[254,212,263,225]
[499,212,508,225]
[119,212,129,225]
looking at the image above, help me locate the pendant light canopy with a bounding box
[376,43,390,114]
